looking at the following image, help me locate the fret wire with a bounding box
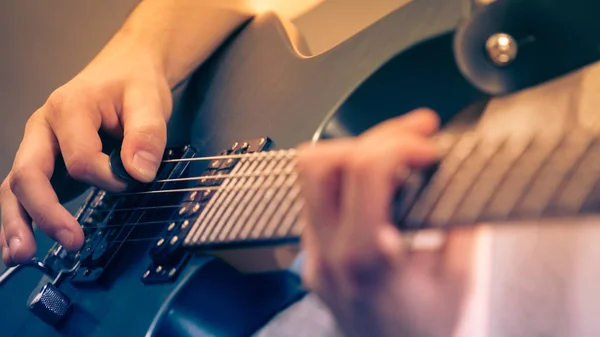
[263,183,301,238]
[214,157,277,243]
[550,138,600,213]
[206,155,266,242]
[247,159,298,240]
[426,136,502,227]
[214,159,272,242]
[200,155,282,243]
[201,156,259,243]
[454,135,532,224]
[190,157,263,244]
[278,198,305,237]
[186,157,251,244]
[226,154,288,241]
[228,156,287,241]
[479,135,562,223]
[512,132,591,217]
[404,133,477,227]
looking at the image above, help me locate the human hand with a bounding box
[297,109,476,337]
[0,38,173,266]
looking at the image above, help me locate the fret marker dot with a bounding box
[167,223,176,231]
[170,236,179,245]
[156,238,165,247]
[181,220,190,229]
[156,266,163,273]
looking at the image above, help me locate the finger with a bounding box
[0,216,9,266]
[361,108,440,141]
[338,133,439,259]
[297,140,354,288]
[1,179,36,265]
[297,140,355,243]
[120,86,170,182]
[10,116,83,252]
[50,103,127,192]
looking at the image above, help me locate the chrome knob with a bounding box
[28,282,72,326]
[485,33,518,66]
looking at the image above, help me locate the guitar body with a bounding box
[0,0,477,336]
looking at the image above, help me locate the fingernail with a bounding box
[8,237,21,252]
[132,150,160,180]
[8,237,21,262]
[56,230,74,248]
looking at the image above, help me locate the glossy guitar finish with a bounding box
[0,0,472,336]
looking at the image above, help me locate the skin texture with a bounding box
[297,109,476,337]
[0,0,258,265]
[0,0,323,267]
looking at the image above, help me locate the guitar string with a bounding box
[112,182,294,197]
[155,169,294,183]
[88,152,298,258]
[83,183,299,229]
[97,203,304,245]
[161,150,298,163]
[93,170,297,213]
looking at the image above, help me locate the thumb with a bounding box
[120,87,170,182]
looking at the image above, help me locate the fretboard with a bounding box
[184,128,600,250]
[183,150,302,249]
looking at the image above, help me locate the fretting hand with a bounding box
[296,109,476,337]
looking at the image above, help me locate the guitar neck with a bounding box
[183,128,600,251]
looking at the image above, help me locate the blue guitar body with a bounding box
[0,1,482,336]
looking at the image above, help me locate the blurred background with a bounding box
[0,0,410,273]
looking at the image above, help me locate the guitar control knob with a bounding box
[28,282,72,326]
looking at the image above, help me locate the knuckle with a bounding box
[337,250,387,286]
[44,87,69,112]
[32,211,54,233]
[64,152,90,180]
[308,257,335,289]
[347,153,377,178]
[9,166,33,193]
[0,178,11,196]
[296,148,328,180]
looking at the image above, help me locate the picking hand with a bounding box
[297,109,476,337]
[0,42,172,266]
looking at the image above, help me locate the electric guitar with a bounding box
[2,0,599,336]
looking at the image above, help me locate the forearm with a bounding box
[92,0,255,88]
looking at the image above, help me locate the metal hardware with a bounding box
[485,33,517,66]
[0,259,53,286]
[0,257,80,326]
